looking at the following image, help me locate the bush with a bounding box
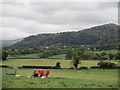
[115,53,120,59]
[19,66,56,69]
[108,53,114,60]
[90,66,100,69]
[78,66,88,70]
[70,67,74,69]
[55,62,61,69]
[97,61,117,68]
[2,50,8,60]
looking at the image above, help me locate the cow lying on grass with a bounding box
[31,69,50,78]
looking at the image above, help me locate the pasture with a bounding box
[2,68,118,88]
[1,58,119,88]
[1,59,119,68]
[8,54,40,59]
[94,50,118,54]
[7,49,118,59]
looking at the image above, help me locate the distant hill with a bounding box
[1,38,23,47]
[11,23,118,49]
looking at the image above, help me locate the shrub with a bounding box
[90,66,100,69]
[108,53,114,60]
[97,61,117,68]
[115,53,120,59]
[2,50,8,60]
[101,52,107,56]
[78,66,88,70]
[70,67,74,69]
[55,62,61,69]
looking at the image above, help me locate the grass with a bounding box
[1,58,119,88]
[2,59,119,68]
[48,54,65,59]
[8,54,40,59]
[7,50,118,59]
[8,54,66,59]
[2,68,118,88]
[94,50,118,54]
[2,59,71,68]
[2,50,119,88]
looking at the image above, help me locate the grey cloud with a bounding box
[98,2,118,9]
[1,2,118,40]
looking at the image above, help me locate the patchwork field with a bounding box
[1,59,119,68]
[7,50,118,59]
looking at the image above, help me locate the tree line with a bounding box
[66,48,120,60]
[2,43,119,60]
[65,48,119,68]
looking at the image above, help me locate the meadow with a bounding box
[2,68,118,88]
[94,50,118,54]
[1,59,119,68]
[1,49,119,88]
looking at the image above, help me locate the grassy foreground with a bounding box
[2,68,118,88]
[1,58,119,88]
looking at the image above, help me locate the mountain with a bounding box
[11,23,118,49]
[1,38,23,47]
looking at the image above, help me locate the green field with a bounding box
[1,57,119,88]
[94,50,118,54]
[1,59,118,68]
[8,54,66,59]
[2,68,118,88]
[7,50,118,59]
[8,54,40,59]
[48,54,65,59]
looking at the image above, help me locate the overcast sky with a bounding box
[0,0,118,40]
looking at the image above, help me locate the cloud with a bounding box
[1,1,118,40]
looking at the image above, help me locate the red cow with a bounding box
[33,69,38,77]
[32,69,50,78]
[45,70,50,78]
[41,70,44,77]
[38,69,43,77]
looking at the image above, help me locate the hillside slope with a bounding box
[1,38,23,47]
[11,23,118,49]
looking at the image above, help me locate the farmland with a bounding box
[1,49,119,88]
[1,58,119,88]
[1,59,119,68]
[7,49,118,59]
[94,50,118,54]
[2,68,118,88]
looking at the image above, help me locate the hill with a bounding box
[1,38,23,47]
[11,23,118,49]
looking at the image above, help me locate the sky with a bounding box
[0,0,118,40]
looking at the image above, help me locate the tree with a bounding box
[73,52,80,69]
[96,53,102,60]
[82,51,93,60]
[101,55,108,60]
[115,53,120,59]
[91,53,98,60]
[65,48,74,60]
[101,52,107,56]
[97,61,117,68]
[108,53,114,60]
[55,62,61,69]
[2,50,8,60]
[37,50,52,58]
